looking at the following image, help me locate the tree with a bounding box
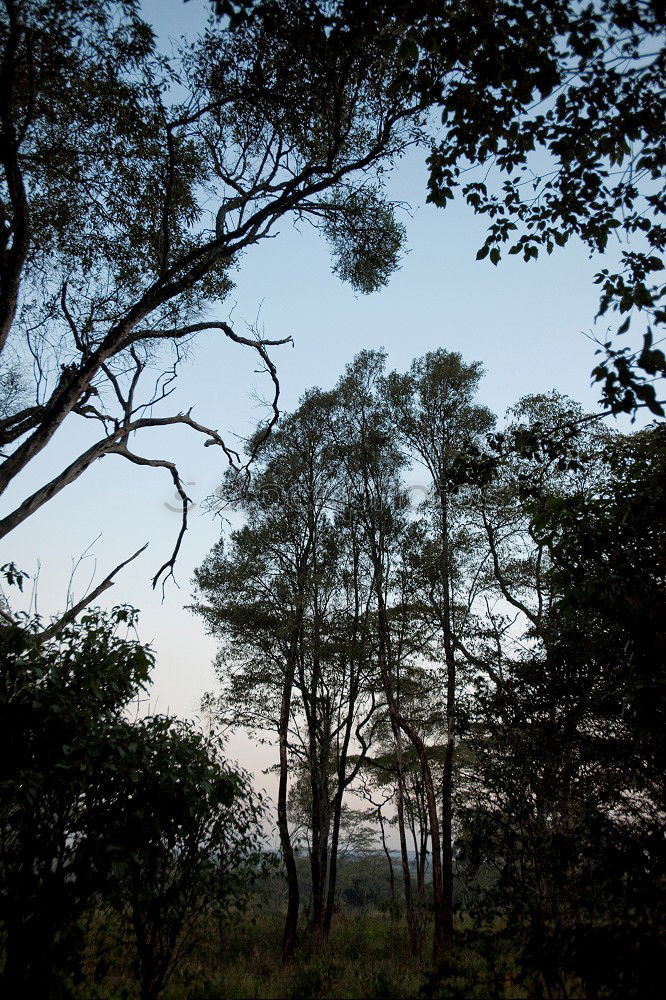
[101,721,265,1000]
[458,419,666,998]
[0,0,424,595]
[389,0,666,414]
[195,511,304,959]
[194,399,328,958]
[0,604,152,994]
[0,601,263,998]
[193,390,379,954]
[254,0,664,415]
[385,349,495,946]
[329,349,453,957]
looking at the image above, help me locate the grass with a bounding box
[77,905,534,999]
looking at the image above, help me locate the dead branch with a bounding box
[34,542,149,642]
[107,445,190,595]
[0,410,242,542]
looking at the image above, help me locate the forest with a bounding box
[0,1,664,998]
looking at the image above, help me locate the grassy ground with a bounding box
[79,906,531,999]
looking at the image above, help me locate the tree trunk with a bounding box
[376,584,447,960]
[278,661,299,961]
[438,491,456,946]
[392,717,418,955]
[441,733,455,943]
[310,769,330,937]
[376,804,396,907]
[399,720,446,959]
[323,786,343,937]
[323,665,365,938]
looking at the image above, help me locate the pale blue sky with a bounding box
[1,0,640,787]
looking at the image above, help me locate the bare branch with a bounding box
[0,410,243,541]
[35,542,149,642]
[124,320,292,349]
[108,445,190,595]
[60,283,86,355]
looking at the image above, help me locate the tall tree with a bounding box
[458,414,665,998]
[385,349,495,945]
[331,350,454,958]
[193,391,378,954]
[0,0,424,594]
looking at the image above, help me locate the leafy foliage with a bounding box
[0,606,264,998]
[459,423,666,998]
[422,0,666,414]
[288,0,665,414]
[0,0,425,584]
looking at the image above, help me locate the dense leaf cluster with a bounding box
[0,605,265,998]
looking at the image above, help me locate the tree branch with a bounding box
[35,543,149,642]
[107,444,191,595]
[0,411,242,542]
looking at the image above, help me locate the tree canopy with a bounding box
[0,0,424,593]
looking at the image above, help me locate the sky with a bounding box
[1,0,642,800]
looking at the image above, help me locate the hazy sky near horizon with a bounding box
[1,0,642,793]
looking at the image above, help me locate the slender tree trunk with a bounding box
[309,769,323,934]
[323,665,365,938]
[376,804,396,907]
[278,659,299,961]
[392,717,418,955]
[323,716,355,938]
[303,653,330,939]
[438,491,456,945]
[407,781,425,905]
[323,787,343,937]
[411,774,429,904]
[441,728,455,942]
[402,722,446,959]
[310,768,330,936]
[376,585,447,959]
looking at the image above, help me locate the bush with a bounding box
[0,607,265,999]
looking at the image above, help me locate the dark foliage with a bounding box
[0,606,264,999]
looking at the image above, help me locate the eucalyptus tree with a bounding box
[193,390,378,953]
[0,0,425,599]
[455,402,665,997]
[208,0,666,414]
[385,349,495,942]
[193,395,333,957]
[331,350,455,957]
[195,515,305,958]
[319,496,381,937]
